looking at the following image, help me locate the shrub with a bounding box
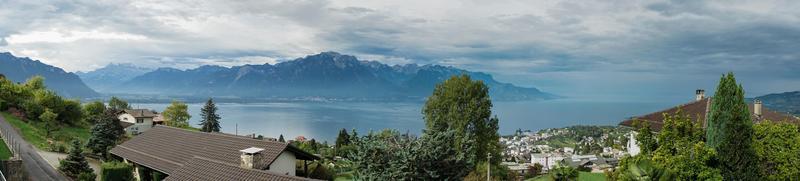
[101,161,134,181]
[77,172,97,181]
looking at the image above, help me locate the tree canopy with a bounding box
[199,98,221,132]
[59,140,94,178]
[163,100,191,128]
[705,72,758,180]
[108,97,130,111]
[753,121,800,180]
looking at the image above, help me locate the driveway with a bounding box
[0,115,69,181]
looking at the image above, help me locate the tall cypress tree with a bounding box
[705,72,758,180]
[199,98,221,132]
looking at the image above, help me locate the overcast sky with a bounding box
[1,0,799,100]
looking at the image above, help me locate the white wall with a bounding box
[118,113,154,135]
[268,151,297,176]
[627,131,640,156]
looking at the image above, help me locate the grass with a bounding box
[0,138,12,160]
[1,112,91,150]
[526,172,607,181]
[333,171,354,181]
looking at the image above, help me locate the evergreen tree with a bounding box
[163,100,191,128]
[86,114,121,159]
[279,134,285,143]
[198,98,221,132]
[59,140,94,178]
[422,75,501,167]
[335,128,350,148]
[705,72,758,180]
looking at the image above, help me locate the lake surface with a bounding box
[132,99,681,142]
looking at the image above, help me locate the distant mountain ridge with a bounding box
[77,63,153,92]
[754,91,800,116]
[114,52,555,101]
[0,52,99,98]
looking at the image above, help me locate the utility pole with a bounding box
[487,152,491,181]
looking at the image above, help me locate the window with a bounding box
[136,118,144,123]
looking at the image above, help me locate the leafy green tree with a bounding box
[705,73,758,180]
[24,76,46,90]
[633,120,657,155]
[108,96,130,111]
[412,130,471,179]
[550,165,579,181]
[611,156,675,181]
[40,109,59,137]
[422,74,501,167]
[86,114,121,159]
[651,111,721,180]
[163,100,191,128]
[753,121,800,180]
[60,99,83,125]
[198,98,221,132]
[83,101,107,124]
[59,140,94,178]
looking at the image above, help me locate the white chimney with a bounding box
[695,89,706,101]
[754,99,763,117]
[240,147,265,169]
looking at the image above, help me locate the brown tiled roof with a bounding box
[122,109,157,118]
[110,125,319,175]
[620,98,800,132]
[164,156,316,181]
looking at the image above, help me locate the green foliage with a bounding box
[350,129,473,180]
[610,155,675,181]
[705,73,759,180]
[77,172,97,181]
[422,74,501,167]
[163,100,191,128]
[87,113,122,159]
[83,101,107,124]
[632,120,657,155]
[753,121,800,180]
[199,98,221,132]
[108,97,131,111]
[464,161,511,181]
[335,128,351,156]
[651,112,721,180]
[40,109,59,137]
[526,163,544,179]
[0,138,13,160]
[549,166,579,181]
[101,161,134,181]
[309,163,334,180]
[59,140,94,178]
[24,76,46,90]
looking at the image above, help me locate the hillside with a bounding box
[0,52,99,98]
[754,91,800,116]
[76,63,153,92]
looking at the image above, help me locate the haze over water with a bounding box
[133,99,680,142]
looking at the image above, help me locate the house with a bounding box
[118,109,161,135]
[530,153,565,172]
[619,89,800,155]
[110,125,320,181]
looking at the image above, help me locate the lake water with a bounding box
[132,99,680,142]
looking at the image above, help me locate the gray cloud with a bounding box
[1,0,799,99]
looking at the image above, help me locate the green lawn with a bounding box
[0,138,12,160]
[1,112,91,150]
[527,172,607,181]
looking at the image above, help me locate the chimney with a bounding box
[754,99,763,117]
[240,147,266,169]
[695,89,706,101]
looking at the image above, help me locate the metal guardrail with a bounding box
[0,129,21,181]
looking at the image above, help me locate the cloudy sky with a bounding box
[1,0,799,100]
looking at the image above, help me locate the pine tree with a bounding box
[705,72,758,180]
[59,140,94,178]
[198,98,221,132]
[86,114,121,158]
[279,134,285,143]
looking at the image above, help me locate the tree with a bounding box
[40,109,59,137]
[77,172,97,181]
[526,163,543,178]
[86,114,121,159]
[278,134,285,143]
[610,156,675,181]
[83,101,107,124]
[651,111,721,180]
[633,120,657,155]
[163,100,191,128]
[59,140,94,178]
[705,72,758,180]
[198,98,221,132]
[422,74,501,167]
[753,121,800,180]
[549,166,579,181]
[335,128,351,147]
[108,97,130,111]
[24,76,46,90]
[100,161,134,181]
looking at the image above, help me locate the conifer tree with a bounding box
[87,114,121,158]
[279,134,285,143]
[198,98,221,132]
[705,72,758,180]
[59,140,94,178]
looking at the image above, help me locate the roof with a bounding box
[121,109,158,118]
[110,125,319,174]
[119,121,135,128]
[620,98,800,132]
[164,156,316,181]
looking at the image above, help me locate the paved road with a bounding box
[0,115,68,181]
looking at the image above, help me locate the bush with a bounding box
[101,161,134,181]
[77,172,97,181]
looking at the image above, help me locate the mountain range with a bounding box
[0,52,99,98]
[76,63,153,92]
[85,52,555,101]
